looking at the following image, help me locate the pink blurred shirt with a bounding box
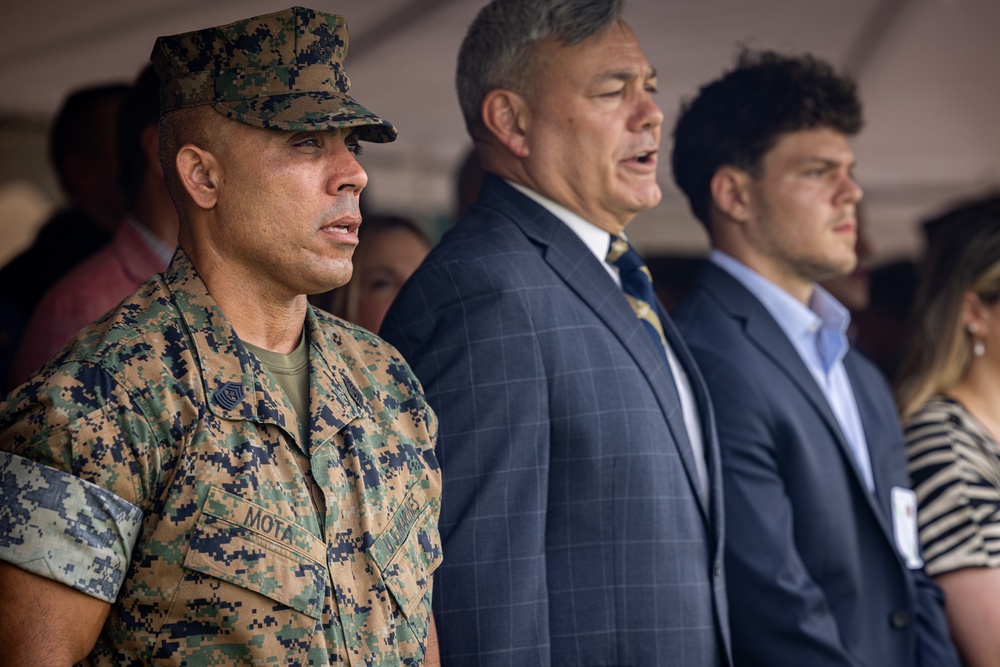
[9,217,173,387]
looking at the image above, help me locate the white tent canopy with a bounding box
[1,0,998,260]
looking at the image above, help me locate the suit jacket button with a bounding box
[890,611,910,629]
[713,562,721,577]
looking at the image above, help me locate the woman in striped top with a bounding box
[897,196,1000,667]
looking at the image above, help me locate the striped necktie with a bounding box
[607,236,669,362]
[607,236,710,498]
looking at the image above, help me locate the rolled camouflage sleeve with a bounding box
[0,361,156,602]
[0,451,144,602]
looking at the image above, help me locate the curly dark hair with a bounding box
[670,49,863,229]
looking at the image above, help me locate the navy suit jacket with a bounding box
[673,261,958,667]
[381,175,731,666]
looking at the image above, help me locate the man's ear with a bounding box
[481,89,531,159]
[710,166,754,224]
[175,144,220,210]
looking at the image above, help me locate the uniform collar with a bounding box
[162,250,363,451]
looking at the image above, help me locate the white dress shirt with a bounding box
[508,180,709,497]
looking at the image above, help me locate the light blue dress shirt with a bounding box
[710,250,875,492]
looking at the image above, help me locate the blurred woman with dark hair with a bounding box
[310,214,430,334]
[898,195,1000,667]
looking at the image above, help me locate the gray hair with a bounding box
[456,0,624,139]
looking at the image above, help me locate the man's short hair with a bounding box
[456,0,623,140]
[671,49,863,228]
[117,65,161,211]
[157,106,229,211]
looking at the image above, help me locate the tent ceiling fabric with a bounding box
[1,0,997,257]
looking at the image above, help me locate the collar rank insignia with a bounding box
[215,381,246,410]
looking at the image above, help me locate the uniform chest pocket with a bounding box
[367,486,442,618]
[183,486,328,619]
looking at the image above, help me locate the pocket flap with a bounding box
[368,487,442,618]
[183,487,327,619]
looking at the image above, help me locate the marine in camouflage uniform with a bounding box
[0,7,441,665]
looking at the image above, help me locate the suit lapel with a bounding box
[699,263,881,505]
[661,302,720,513]
[480,177,710,517]
[844,354,899,538]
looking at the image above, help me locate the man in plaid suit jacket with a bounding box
[380,1,731,664]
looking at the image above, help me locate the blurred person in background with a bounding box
[647,253,706,312]
[820,207,873,320]
[9,64,178,387]
[820,209,919,380]
[0,82,127,327]
[898,195,1000,667]
[855,258,919,381]
[0,301,22,393]
[310,214,430,333]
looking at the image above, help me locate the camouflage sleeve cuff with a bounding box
[0,451,144,603]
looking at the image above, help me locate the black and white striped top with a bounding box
[905,395,1000,576]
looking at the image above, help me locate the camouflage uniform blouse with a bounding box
[0,251,442,665]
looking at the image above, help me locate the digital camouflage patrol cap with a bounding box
[150,6,396,142]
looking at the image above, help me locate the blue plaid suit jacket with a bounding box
[381,175,731,666]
